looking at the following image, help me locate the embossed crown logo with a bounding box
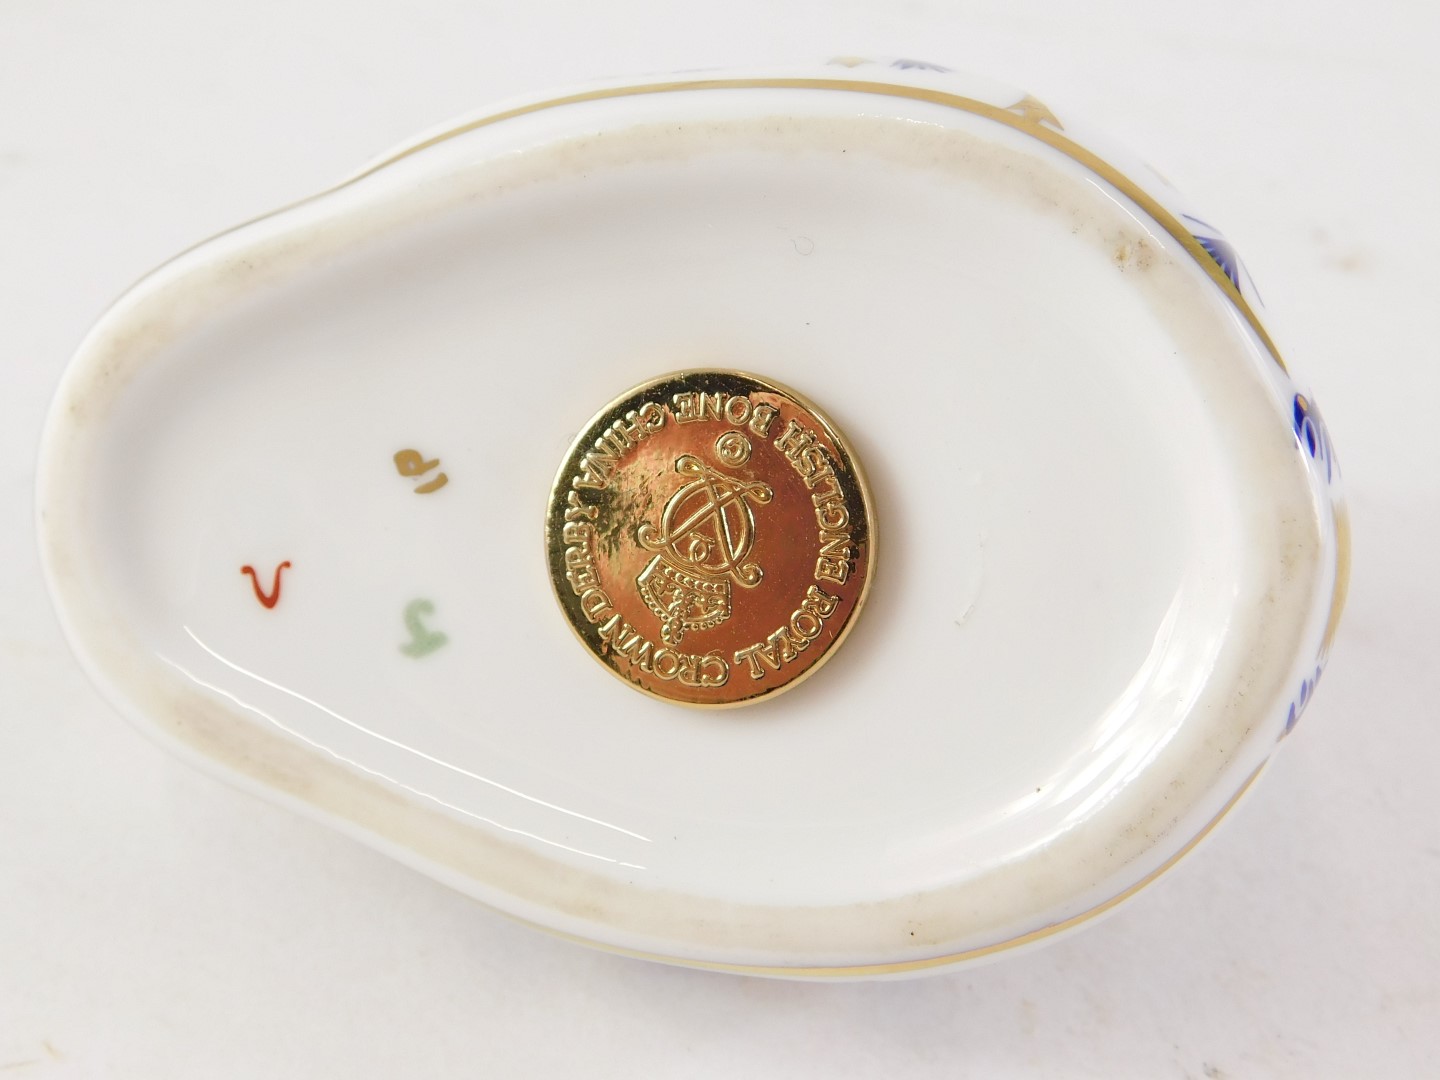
[636,450,772,646]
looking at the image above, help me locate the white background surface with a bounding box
[2,2,1436,1076]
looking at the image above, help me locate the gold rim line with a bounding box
[1322,500,1352,658]
[347,75,1287,374]
[522,761,1268,978]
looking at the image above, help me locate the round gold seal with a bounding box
[545,371,874,708]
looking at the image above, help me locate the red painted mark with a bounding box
[241,561,291,609]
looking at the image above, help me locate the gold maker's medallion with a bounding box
[546,371,874,707]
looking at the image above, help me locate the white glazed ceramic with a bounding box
[37,60,1347,978]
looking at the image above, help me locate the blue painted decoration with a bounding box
[1292,393,1335,484]
[1283,665,1324,737]
[1182,214,1261,303]
[891,58,952,72]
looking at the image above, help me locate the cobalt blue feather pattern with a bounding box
[1283,665,1323,737]
[1182,214,1260,302]
[1195,234,1241,289]
[891,58,952,72]
[1292,393,1335,484]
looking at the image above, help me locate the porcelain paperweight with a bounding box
[37,61,1348,978]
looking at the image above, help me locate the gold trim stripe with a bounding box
[1323,501,1352,658]
[349,76,1288,373]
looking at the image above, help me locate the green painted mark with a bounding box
[401,598,449,657]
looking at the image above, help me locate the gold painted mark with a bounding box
[1007,94,1063,131]
[400,598,448,657]
[394,448,449,493]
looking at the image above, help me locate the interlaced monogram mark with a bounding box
[635,453,772,646]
